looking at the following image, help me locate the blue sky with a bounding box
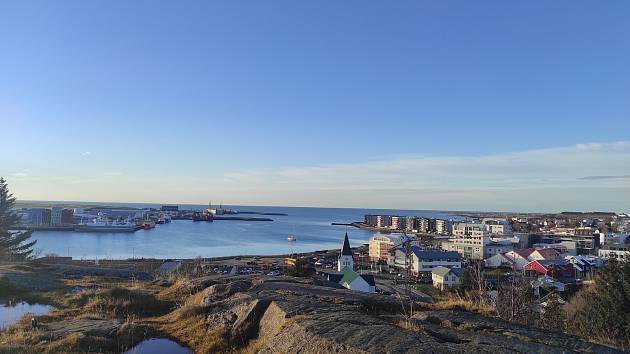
[1,1,629,212]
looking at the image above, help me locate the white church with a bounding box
[326,232,376,293]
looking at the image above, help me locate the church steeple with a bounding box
[338,232,354,271]
[341,232,352,256]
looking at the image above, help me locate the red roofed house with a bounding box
[524,259,575,281]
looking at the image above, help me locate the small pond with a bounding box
[122,338,192,354]
[0,300,55,330]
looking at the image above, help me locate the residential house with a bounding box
[565,255,603,280]
[529,248,561,261]
[484,252,514,268]
[432,266,464,290]
[485,248,563,270]
[494,249,534,270]
[524,259,575,281]
[407,247,461,281]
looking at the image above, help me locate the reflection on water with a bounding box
[123,338,192,354]
[0,300,55,330]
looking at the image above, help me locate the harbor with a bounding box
[23,205,453,260]
[16,202,282,234]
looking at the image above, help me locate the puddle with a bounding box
[122,338,192,354]
[0,300,55,330]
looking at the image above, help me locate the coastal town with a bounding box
[3,177,629,352]
[4,0,630,352]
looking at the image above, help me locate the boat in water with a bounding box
[192,211,213,222]
[287,234,297,242]
[74,214,138,233]
[141,221,156,230]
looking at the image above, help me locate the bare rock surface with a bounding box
[46,318,121,337]
[198,276,622,354]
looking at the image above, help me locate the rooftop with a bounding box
[411,246,461,261]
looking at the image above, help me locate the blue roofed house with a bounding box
[393,246,462,281]
[325,233,376,293]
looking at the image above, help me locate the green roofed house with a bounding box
[325,232,376,293]
[431,266,464,291]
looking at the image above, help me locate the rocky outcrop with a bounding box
[198,276,621,354]
[47,318,121,337]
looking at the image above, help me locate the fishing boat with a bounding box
[141,220,156,230]
[192,211,213,222]
[287,235,297,242]
[74,214,138,233]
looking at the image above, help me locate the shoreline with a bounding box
[27,247,339,264]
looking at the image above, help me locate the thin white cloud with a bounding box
[7,142,630,212]
[219,141,630,190]
[103,172,123,176]
[208,141,630,212]
[11,171,28,178]
[577,175,630,181]
[80,151,91,156]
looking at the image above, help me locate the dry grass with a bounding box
[417,295,494,316]
[159,311,231,354]
[396,319,422,331]
[238,336,268,354]
[67,287,173,319]
[0,323,120,354]
[277,314,310,333]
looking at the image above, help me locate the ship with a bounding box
[192,211,214,222]
[287,234,297,242]
[74,214,138,233]
[141,221,156,230]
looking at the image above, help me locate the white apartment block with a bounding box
[451,223,489,237]
[482,218,512,236]
[442,234,489,260]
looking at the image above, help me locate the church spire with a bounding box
[341,232,352,256]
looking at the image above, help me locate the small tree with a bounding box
[0,177,37,261]
[496,276,535,325]
[538,292,566,332]
[459,259,487,300]
[567,258,630,349]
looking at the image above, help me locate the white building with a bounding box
[338,232,354,271]
[368,233,400,261]
[484,253,513,268]
[327,232,375,293]
[409,247,461,274]
[442,232,489,260]
[435,219,449,235]
[432,266,464,290]
[405,216,415,232]
[485,248,564,270]
[482,218,512,236]
[452,222,489,237]
[598,244,630,261]
[51,207,63,226]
